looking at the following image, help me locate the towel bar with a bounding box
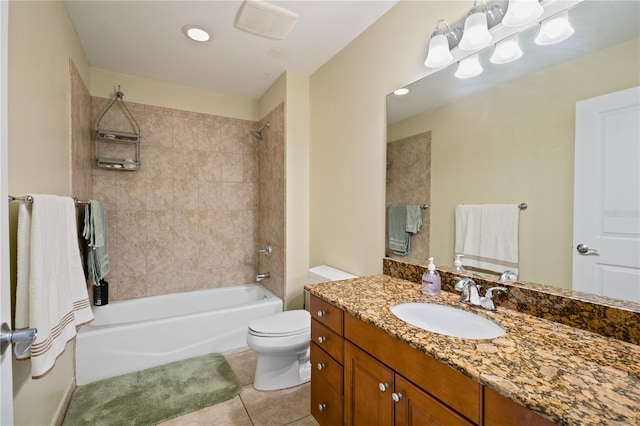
[8,195,90,206]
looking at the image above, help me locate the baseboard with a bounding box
[52,377,76,426]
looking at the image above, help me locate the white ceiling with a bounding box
[64,0,398,99]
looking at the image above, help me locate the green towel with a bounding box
[388,205,410,255]
[406,205,423,234]
[83,200,110,285]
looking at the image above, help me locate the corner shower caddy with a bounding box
[95,87,141,171]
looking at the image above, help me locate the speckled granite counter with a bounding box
[305,275,640,426]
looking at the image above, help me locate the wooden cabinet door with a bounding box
[344,342,394,426]
[394,375,474,426]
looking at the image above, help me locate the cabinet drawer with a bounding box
[310,295,344,335]
[312,318,344,364]
[311,342,343,395]
[311,370,343,426]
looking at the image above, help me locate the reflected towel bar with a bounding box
[387,204,429,209]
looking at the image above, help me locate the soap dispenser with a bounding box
[451,254,466,274]
[422,257,441,296]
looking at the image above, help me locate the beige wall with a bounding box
[283,71,310,309]
[309,1,470,276]
[387,37,640,288]
[8,1,89,425]
[91,68,259,121]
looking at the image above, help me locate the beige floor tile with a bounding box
[240,382,312,426]
[224,347,258,386]
[286,415,320,426]
[157,396,252,426]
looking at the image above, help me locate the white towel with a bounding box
[15,195,93,378]
[454,204,520,274]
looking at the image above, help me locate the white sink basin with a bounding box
[390,303,505,339]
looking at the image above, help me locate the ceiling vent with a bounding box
[234,0,299,40]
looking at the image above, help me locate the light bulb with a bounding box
[425,33,453,68]
[455,54,483,79]
[490,34,523,64]
[503,0,544,27]
[535,11,574,45]
[459,11,492,51]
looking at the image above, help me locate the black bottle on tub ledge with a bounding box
[94,279,109,306]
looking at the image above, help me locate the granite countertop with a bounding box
[305,274,640,426]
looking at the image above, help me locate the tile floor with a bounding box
[159,347,319,426]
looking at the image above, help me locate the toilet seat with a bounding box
[248,310,310,338]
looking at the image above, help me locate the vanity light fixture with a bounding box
[502,0,544,27]
[458,0,503,51]
[424,19,461,68]
[535,11,574,45]
[393,88,410,96]
[490,33,523,64]
[182,25,213,43]
[455,53,483,79]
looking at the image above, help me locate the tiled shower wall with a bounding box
[257,103,285,302]
[386,131,431,266]
[91,96,263,301]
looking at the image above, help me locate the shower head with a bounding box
[251,122,271,140]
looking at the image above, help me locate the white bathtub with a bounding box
[75,284,282,385]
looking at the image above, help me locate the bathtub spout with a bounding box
[256,272,270,282]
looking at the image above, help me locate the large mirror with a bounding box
[386,0,640,296]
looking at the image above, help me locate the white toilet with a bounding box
[247,265,357,391]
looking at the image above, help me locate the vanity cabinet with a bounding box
[309,294,556,426]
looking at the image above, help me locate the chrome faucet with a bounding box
[480,287,507,311]
[256,272,270,282]
[258,243,272,258]
[455,279,507,311]
[455,278,481,305]
[499,270,518,282]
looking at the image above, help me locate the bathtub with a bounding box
[75,284,282,385]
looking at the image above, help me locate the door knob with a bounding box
[576,243,599,255]
[1,322,37,357]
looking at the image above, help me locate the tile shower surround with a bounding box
[90,97,283,301]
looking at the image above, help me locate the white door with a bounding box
[0,0,14,423]
[573,86,640,303]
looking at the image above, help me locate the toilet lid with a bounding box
[248,310,310,337]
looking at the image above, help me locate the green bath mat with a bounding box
[63,353,241,426]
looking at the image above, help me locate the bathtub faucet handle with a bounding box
[258,243,272,258]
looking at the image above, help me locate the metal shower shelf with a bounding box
[95,87,141,171]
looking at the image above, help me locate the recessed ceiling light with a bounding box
[394,88,410,96]
[182,25,212,43]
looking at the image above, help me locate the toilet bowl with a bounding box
[247,265,357,391]
[247,310,311,391]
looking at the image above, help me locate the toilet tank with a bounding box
[304,265,358,309]
[307,265,358,284]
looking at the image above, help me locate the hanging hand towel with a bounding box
[83,200,110,285]
[388,205,410,255]
[454,204,520,274]
[15,195,94,378]
[405,205,423,234]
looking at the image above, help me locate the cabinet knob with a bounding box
[392,392,403,403]
[378,383,389,392]
[317,363,326,371]
[317,310,326,317]
[317,336,326,344]
[318,403,327,411]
